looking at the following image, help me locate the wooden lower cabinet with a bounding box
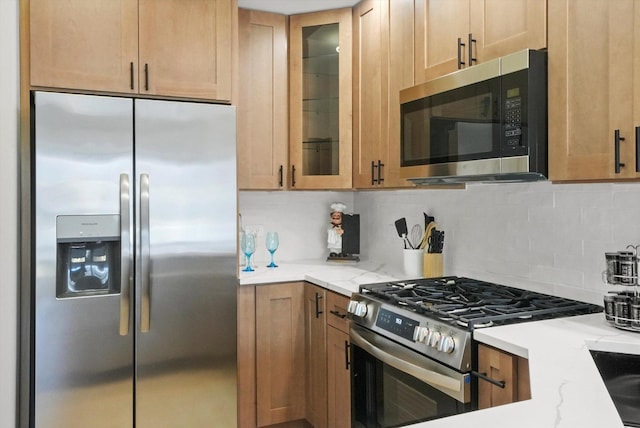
[255,282,306,426]
[305,284,328,428]
[326,291,351,428]
[477,343,531,409]
[327,326,351,428]
[238,283,351,428]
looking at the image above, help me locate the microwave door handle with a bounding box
[119,174,132,336]
[140,174,151,333]
[350,327,462,393]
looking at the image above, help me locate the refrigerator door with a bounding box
[134,99,237,427]
[33,92,135,428]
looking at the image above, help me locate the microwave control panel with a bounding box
[502,80,529,156]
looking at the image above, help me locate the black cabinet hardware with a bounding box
[615,129,625,173]
[144,64,149,91]
[291,165,296,187]
[329,310,346,319]
[457,37,466,69]
[636,127,640,172]
[344,340,350,370]
[278,165,283,187]
[468,33,477,65]
[371,160,377,185]
[377,160,384,184]
[471,370,506,388]
[130,62,134,90]
[315,292,323,318]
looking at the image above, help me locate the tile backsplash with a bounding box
[240,181,640,305]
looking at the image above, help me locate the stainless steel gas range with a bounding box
[347,276,603,428]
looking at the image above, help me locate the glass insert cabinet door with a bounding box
[289,9,352,189]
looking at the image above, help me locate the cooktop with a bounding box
[358,276,603,330]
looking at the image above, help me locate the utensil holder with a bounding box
[423,253,443,278]
[403,249,424,278]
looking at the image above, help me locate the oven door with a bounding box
[350,324,471,428]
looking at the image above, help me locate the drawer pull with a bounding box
[330,309,347,319]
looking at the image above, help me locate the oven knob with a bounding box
[428,331,441,348]
[355,302,368,317]
[347,300,357,314]
[419,327,429,343]
[413,326,429,343]
[438,336,455,354]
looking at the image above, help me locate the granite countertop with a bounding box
[239,261,636,428]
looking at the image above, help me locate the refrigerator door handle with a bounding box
[140,173,151,333]
[119,174,132,336]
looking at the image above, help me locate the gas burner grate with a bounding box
[360,276,603,329]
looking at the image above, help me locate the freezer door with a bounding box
[134,99,237,427]
[33,92,135,428]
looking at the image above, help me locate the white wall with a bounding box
[0,0,19,426]
[241,181,640,306]
[239,191,356,264]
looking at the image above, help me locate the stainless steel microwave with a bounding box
[400,49,547,185]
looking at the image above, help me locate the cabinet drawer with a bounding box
[326,291,350,333]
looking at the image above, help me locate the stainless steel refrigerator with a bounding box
[31,91,237,427]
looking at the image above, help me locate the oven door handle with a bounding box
[350,327,464,395]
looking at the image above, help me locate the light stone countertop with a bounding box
[238,259,402,296]
[239,261,636,428]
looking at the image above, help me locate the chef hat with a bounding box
[330,202,347,213]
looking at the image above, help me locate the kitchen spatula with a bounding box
[394,218,411,249]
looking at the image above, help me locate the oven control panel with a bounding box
[348,293,472,371]
[375,308,419,341]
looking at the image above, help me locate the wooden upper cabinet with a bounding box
[415,0,546,83]
[30,0,139,94]
[353,0,386,189]
[289,9,353,189]
[30,0,233,101]
[138,0,232,100]
[237,9,288,189]
[470,0,546,64]
[549,0,640,181]
[415,0,470,83]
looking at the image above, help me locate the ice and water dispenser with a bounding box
[56,215,121,298]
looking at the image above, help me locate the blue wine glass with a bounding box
[241,232,256,272]
[265,232,279,268]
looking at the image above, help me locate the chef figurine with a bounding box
[327,202,347,257]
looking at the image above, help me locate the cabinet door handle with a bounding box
[636,127,640,172]
[291,165,296,187]
[615,129,626,173]
[468,33,477,65]
[315,292,323,318]
[371,160,377,185]
[457,38,466,69]
[278,165,283,187]
[377,160,384,184]
[471,370,505,389]
[144,63,149,91]
[130,62,134,90]
[345,340,350,370]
